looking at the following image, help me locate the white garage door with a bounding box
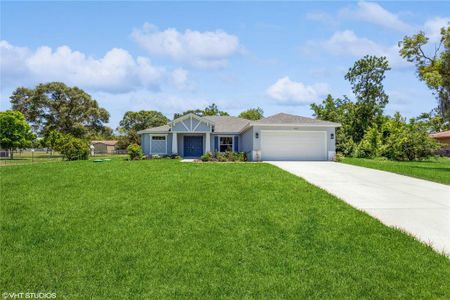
[261,131,327,161]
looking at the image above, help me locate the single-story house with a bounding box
[138,113,340,161]
[91,140,118,154]
[430,130,450,155]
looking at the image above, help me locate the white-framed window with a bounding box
[150,134,168,154]
[219,136,233,152]
[152,136,166,141]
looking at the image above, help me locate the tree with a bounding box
[0,110,34,159]
[399,25,450,121]
[238,107,264,120]
[415,109,450,133]
[355,125,382,158]
[344,55,391,142]
[174,103,229,119]
[119,110,168,132]
[42,130,63,155]
[203,103,229,117]
[58,135,90,161]
[117,110,168,147]
[311,95,358,155]
[10,82,110,138]
[381,113,439,160]
[310,95,342,123]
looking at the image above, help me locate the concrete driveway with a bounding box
[268,161,450,256]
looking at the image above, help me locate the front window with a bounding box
[152,136,166,141]
[219,136,233,152]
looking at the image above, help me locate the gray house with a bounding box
[137,112,340,161]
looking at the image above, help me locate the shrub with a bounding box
[216,152,227,162]
[335,153,345,162]
[59,136,90,161]
[152,154,161,159]
[354,126,382,158]
[201,152,212,162]
[224,151,235,161]
[205,151,247,162]
[380,114,440,160]
[337,134,357,156]
[233,152,246,162]
[127,143,143,160]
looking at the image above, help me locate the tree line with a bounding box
[0,82,264,159]
[1,25,448,160]
[311,26,449,160]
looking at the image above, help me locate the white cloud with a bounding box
[0,41,31,84]
[266,77,329,105]
[305,12,338,27]
[131,23,240,69]
[423,17,450,42]
[339,1,413,32]
[0,40,165,92]
[171,68,192,90]
[303,30,407,68]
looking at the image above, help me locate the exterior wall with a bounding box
[250,126,337,161]
[172,118,211,132]
[436,137,450,149]
[140,125,338,160]
[106,145,116,153]
[93,144,116,154]
[141,133,172,156]
[93,143,107,153]
[173,122,189,132]
[435,137,450,156]
[240,128,254,161]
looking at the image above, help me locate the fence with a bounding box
[0,149,63,166]
[0,149,128,166]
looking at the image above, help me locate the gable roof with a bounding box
[252,113,340,126]
[137,124,170,134]
[169,112,215,126]
[430,130,450,139]
[203,116,250,133]
[91,140,118,146]
[137,112,340,134]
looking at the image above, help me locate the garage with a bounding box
[260,131,327,161]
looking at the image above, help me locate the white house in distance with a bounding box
[138,112,340,161]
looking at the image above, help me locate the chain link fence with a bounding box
[0,149,127,166]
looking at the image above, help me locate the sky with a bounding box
[1,1,449,129]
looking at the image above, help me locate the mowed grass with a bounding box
[340,157,450,185]
[0,151,127,166]
[1,159,449,299]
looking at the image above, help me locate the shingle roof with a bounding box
[140,124,171,133]
[91,140,118,146]
[253,113,340,126]
[138,113,339,134]
[430,130,450,139]
[203,116,250,133]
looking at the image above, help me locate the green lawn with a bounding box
[0,151,126,166]
[340,157,450,185]
[1,159,449,299]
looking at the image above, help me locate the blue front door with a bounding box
[184,136,203,157]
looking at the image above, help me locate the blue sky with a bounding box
[1,1,449,128]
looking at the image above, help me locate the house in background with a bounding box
[91,140,118,154]
[430,130,450,156]
[138,113,340,161]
